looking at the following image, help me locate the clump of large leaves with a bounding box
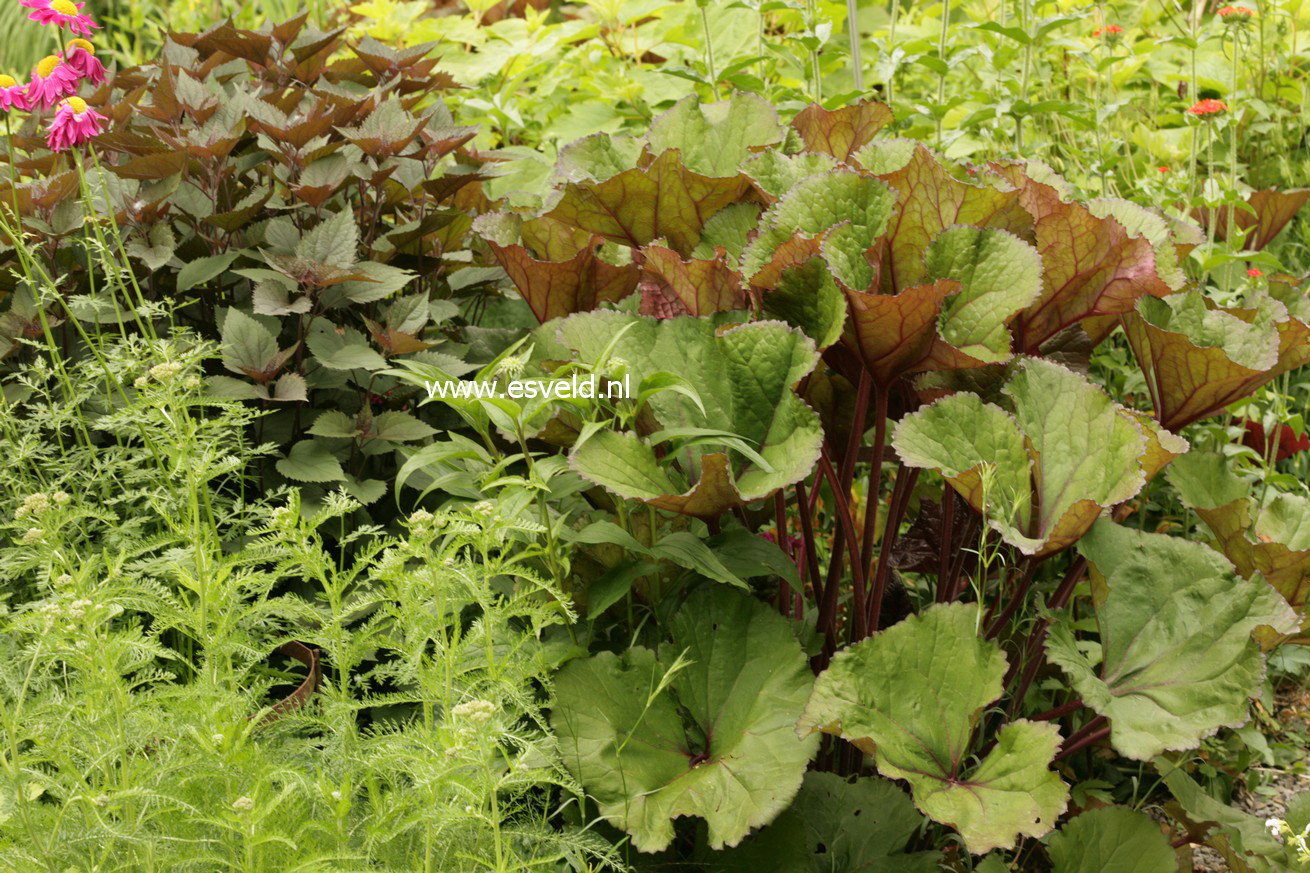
[1120,287,1310,431]
[482,95,1200,431]
[1045,520,1297,760]
[1168,451,1310,645]
[798,603,1068,854]
[0,15,492,511]
[891,357,1185,557]
[551,585,818,852]
[542,310,823,519]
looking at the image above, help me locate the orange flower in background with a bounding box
[1247,267,1263,278]
[1093,24,1123,39]
[1157,166,1170,172]
[1217,5,1256,22]
[1187,98,1228,117]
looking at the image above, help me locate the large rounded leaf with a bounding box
[559,312,823,518]
[1046,520,1298,760]
[799,603,1068,854]
[1047,806,1176,873]
[551,586,818,852]
[1121,289,1310,431]
[892,358,1173,556]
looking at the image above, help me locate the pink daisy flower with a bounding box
[63,39,106,86]
[26,55,81,110]
[46,96,106,151]
[19,0,100,37]
[0,75,28,112]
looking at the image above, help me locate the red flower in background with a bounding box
[1217,5,1256,22]
[1247,267,1263,278]
[1093,24,1123,38]
[1243,419,1310,462]
[1188,98,1228,116]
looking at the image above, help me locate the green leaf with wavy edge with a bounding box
[558,312,822,518]
[704,772,940,872]
[762,255,846,350]
[799,603,1068,854]
[925,225,1043,363]
[892,358,1156,556]
[544,149,749,256]
[1045,520,1298,760]
[552,586,818,853]
[1122,289,1310,431]
[1047,806,1177,873]
[646,93,784,178]
[740,170,896,291]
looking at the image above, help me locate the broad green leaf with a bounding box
[646,93,783,178]
[742,149,838,200]
[892,358,1155,556]
[1168,451,1310,643]
[326,261,417,306]
[1046,520,1298,760]
[791,99,894,162]
[552,586,818,852]
[127,222,176,271]
[178,251,240,292]
[706,772,940,872]
[799,603,1067,854]
[296,207,359,268]
[307,323,388,371]
[559,313,822,518]
[585,560,657,620]
[690,202,761,261]
[220,308,293,383]
[740,170,896,292]
[545,149,749,256]
[371,411,436,442]
[924,225,1043,363]
[1121,290,1310,431]
[276,439,345,483]
[762,256,846,349]
[1047,806,1176,873]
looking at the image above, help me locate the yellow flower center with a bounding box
[66,38,95,55]
[64,96,88,114]
[0,75,15,88]
[36,55,61,78]
[51,0,80,15]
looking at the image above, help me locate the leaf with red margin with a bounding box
[476,213,639,324]
[545,149,750,256]
[866,144,1028,294]
[791,99,894,162]
[1194,188,1310,250]
[1168,451,1310,646]
[1121,289,1310,431]
[740,169,897,292]
[842,279,960,386]
[641,246,747,316]
[992,162,1173,351]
